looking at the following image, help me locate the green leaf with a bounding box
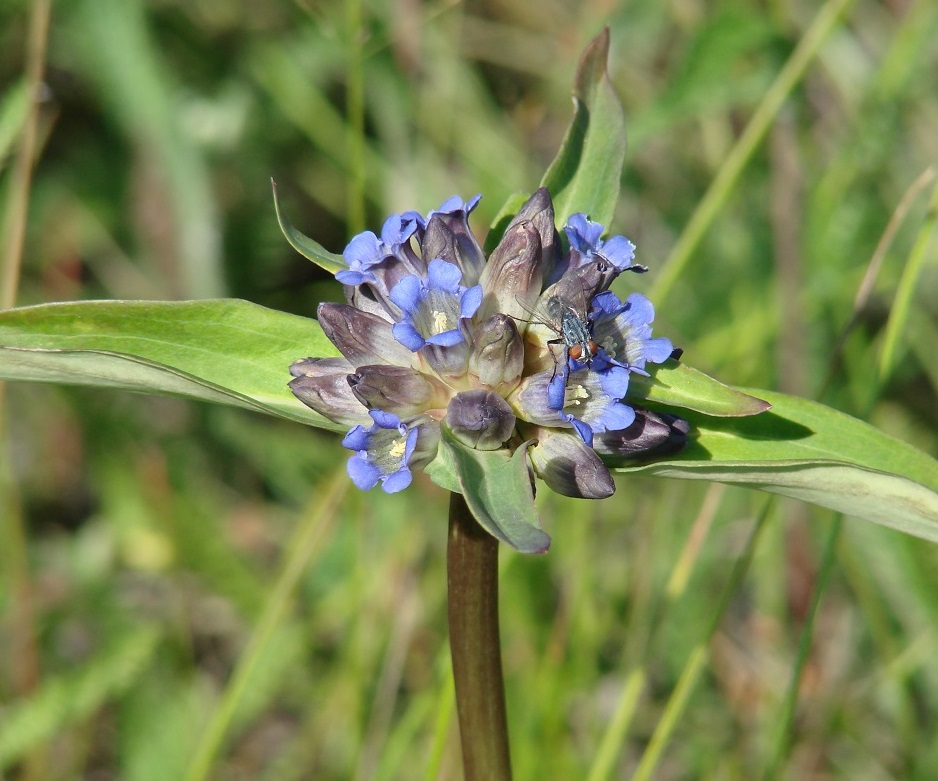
[440,428,550,554]
[483,191,533,255]
[630,360,771,417]
[0,299,342,430]
[618,390,938,542]
[271,179,347,275]
[540,28,626,229]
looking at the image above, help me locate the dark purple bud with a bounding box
[446,389,516,451]
[506,187,559,277]
[348,364,449,417]
[289,357,371,426]
[592,408,690,459]
[478,222,542,322]
[469,314,524,390]
[528,429,615,499]
[317,302,415,368]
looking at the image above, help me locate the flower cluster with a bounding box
[290,189,687,498]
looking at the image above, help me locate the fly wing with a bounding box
[539,259,606,320]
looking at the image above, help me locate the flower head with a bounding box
[290,187,683,497]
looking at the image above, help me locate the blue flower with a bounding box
[550,357,635,447]
[342,410,419,493]
[564,213,640,273]
[390,259,483,351]
[590,291,674,374]
[337,211,424,286]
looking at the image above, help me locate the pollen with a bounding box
[389,437,408,459]
[565,384,590,408]
[431,309,453,334]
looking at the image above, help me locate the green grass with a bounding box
[2,0,937,779]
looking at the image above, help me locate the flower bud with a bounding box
[348,364,449,417]
[506,187,558,276]
[469,314,524,390]
[317,302,415,368]
[592,408,690,459]
[477,222,542,322]
[289,357,371,426]
[528,428,615,499]
[446,389,516,451]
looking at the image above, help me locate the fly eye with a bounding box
[568,345,583,361]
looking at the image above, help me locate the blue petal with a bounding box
[342,425,370,451]
[392,322,426,351]
[547,365,568,410]
[370,409,403,429]
[644,337,675,364]
[563,413,594,447]
[625,292,655,323]
[427,259,463,292]
[460,285,483,318]
[347,454,381,490]
[599,402,636,432]
[564,213,604,251]
[344,231,383,268]
[389,274,422,313]
[590,290,622,317]
[601,235,637,269]
[336,269,371,286]
[597,364,630,400]
[381,468,413,493]
[425,328,464,347]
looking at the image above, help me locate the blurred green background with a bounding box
[2,0,937,778]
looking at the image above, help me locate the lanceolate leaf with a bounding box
[617,390,938,542]
[629,360,771,417]
[439,428,550,554]
[0,299,340,430]
[271,179,347,275]
[541,28,626,229]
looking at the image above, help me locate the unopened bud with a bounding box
[528,428,615,499]
[592,408,690,459]
[348,365,448,417]
[446,389,516,451]
[469,314,525,390]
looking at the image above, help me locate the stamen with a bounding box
[565,384,590,407]
[431,310,453,334]
[389,437,408,459]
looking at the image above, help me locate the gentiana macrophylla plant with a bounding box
[2,27,937,781]
[288,188,690,549]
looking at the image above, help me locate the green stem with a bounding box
[447,491,512,781]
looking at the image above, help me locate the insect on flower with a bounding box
[514,262,607,381]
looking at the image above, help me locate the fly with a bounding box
[543,296,599,365]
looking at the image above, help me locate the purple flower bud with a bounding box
[469,314,524,390]
[348,365,449,417]
[477,221,542,323]
[528,428,615,499]
[422,206,486,287]
[289,357,371,426]
[317,302,416,369]
[446,390,516,451]
[592,409,689,459]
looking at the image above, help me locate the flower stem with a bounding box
[447,491,512,780]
